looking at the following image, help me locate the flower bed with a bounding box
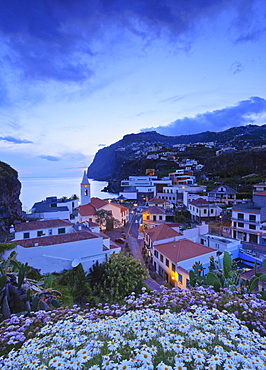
[0,286,265,359]
[1,306,266,369]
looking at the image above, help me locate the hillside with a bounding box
[0,161,22,238]
[87,124,266,192]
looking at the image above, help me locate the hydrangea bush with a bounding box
[1,286,265,362]
[1,306,266,369]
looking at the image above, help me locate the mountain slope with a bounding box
[88,125,266,181]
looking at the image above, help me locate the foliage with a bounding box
[189,252,242,292]
[56,264,92,307]
[88,252,148,303]
[240,259,266,298]
[95,209,121,231]
[0,242,17,256]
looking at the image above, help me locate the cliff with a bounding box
[88,125,266,184]
[0,161,22,238]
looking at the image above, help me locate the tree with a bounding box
[95,209,120,231]
[87,252,149,303]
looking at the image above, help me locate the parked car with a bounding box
[115,238,126,244]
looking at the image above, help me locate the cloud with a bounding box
[142,97,266,136]
[0,0,261,84]
[0,136,33,144]
[39,155,60,162]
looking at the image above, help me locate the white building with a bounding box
[7,219,120,274]
[188,198,222,221]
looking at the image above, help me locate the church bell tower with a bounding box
[80,170,91,205]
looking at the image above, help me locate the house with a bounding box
[168,170,196,185]
[119,175,172,203]
[152,239,216,289]
[28,196,78,221]
[144,223,182,251]
[78,197,129,228]
[13,219,74,240]
[142,206,166,229]
[231,191,266,244]
[147,197,172,210]
[78,197,108,223]
[100,202,129,226]
[188,198,222,221]
[7,219,120,274]
[208,184,238,205]
[253,181,266,193]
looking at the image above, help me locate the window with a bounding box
[58,228,66,234]
[204,209,207,214]
[165,258,169,267]
[178,274,183,283]
[172,263,176,272]
[249,224,256,230]
[249,215,256,222]
[37,230,43,237]
[48,229,52,235]
[233,222,236,227]
[210,209,214,214]
[159,215,162,220]
[23,232,30,239]
[238,213,244,220]
[154,250,158,258]
[160,254,164,263]
[238,222,244,227]
[146,215,150,220]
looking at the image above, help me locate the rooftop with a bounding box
[15,219,72,232]
[142,206,166,215]
[15,230,100,248]
[155,238,216,263]
[145,223,181,242]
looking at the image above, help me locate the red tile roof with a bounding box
[108,203,128,213]
[15,219,72,232]
[190,198,210,206]
[254,191,266,196]
[15,231,99,248]
[154,238,215,263]
[145,223,181,242]
[90,197,109,208]
[148,198,170,204]
[78,203,96,216]
[142,206,166,215]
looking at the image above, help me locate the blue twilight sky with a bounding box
[0,0,266,178]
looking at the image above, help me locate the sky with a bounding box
[0,0,266,178]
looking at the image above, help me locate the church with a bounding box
[78,170,129,229]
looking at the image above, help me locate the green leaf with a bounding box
[0,275,7,289]
[263,259,266,271]
[31,296,40,312]
[206,272,220,285]
[259,274,266,282]
[250,277,259,292]
[223,251,232,279]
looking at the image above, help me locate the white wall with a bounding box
[4,238,120,274]
[14,224,74,240]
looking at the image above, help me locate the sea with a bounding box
[19,177,118,212]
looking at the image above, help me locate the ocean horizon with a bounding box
[19,177,118,212]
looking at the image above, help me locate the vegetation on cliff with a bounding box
[0,161,22,240]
